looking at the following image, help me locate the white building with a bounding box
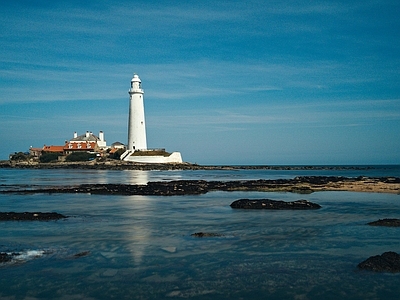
[122,74,183,163]
[70,131,107,149]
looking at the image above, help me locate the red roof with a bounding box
[109,148,120,154]
[42,145,64,152]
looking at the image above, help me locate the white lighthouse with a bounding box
[127,74,147,151]
[121,74,183,163]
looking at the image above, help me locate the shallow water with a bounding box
[0,167,400,299]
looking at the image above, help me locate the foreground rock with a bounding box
[358,252,400,272]
[230,199,321,209]
[367,218,400,227]
[0,212,67,221]
[0,252,14,263]
[0,250,45,263]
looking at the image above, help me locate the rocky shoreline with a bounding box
[1,176,399,195]
[0,159,383,171]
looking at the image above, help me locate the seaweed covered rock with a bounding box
[0,212,67,221]
[358,251,400,272]
[230,199,321,210]
[367,218,400,227]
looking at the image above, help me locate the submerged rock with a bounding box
[72,251,91,258]
[367,218,400,227]
[358,251,400,272]
[230,199,321,209]
[191,232,225,237]
[0,212,67,221]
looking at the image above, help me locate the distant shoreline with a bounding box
[0,159,396,171]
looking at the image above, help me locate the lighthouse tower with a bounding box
[127,74,147,151]
[121,74,183,163]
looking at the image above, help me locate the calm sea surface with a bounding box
[1,166,400,299]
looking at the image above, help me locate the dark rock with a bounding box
[0,252,13,263]
[0,212,67,221]
[367,219,400,227]
[72,251,90,258]
[191,232,224,237]
[358,251,400,272]
[0,252,20,263]
[230,199,321,209]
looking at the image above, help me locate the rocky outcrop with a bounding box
[230,199,321,209]
[0,212,67,221]
[367,219,400,227]
[358,252,400,272]
[1,176,399,195]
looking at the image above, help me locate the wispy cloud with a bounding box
[0,57,395,104]
[147,98,400,131]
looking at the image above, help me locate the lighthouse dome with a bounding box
[131,74,141,83]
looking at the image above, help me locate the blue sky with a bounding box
[1,0,399,165]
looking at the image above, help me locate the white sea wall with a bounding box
[122,151,183,163]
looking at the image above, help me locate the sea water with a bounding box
[0,166,400,299]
